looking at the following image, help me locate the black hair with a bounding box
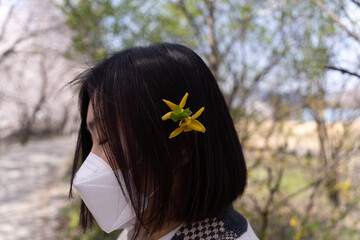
[67,42,247,239]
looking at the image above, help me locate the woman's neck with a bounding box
[150,220,182,240]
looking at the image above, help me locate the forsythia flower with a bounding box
[290,216,297,227]
[161,92,206,139]
[343,180,351,191]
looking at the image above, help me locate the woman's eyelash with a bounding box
[99,139,108,145]
[85,125,106,145]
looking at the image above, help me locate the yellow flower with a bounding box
[343,180,351,191]
[290,216,297,227]
[161,92,206,139]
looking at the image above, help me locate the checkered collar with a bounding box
[170,205,248,240]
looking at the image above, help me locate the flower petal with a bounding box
[163,99,177,110]
[179,92,189,109]
[189,120,206,133]
[192,107,205,119]
[169,127,183,139]
[183,126,192,132]
[161,112,172,121]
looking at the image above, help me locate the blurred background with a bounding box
[0,0,359,239]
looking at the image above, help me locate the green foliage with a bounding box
[57,0,199,61]
[170,106,192,122]
[56,200,122,240]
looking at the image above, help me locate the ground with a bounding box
[0,134,76,240]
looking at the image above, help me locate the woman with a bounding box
[68,42,259,240]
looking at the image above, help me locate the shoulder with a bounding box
[217,205,259,240]
[117,205,259,240]
[172,204,259,240]
[235,218,259,240]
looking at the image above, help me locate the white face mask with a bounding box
[73,152,140,233]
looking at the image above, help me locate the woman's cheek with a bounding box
[91,144,111,166]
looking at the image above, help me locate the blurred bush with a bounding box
[55,200,122,240]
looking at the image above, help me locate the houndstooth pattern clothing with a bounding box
[171,205,251,240]
[117,204,259,240]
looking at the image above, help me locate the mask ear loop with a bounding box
[116,157,159,217]
[127,165,159,199]
[126,161,159,205]
[147,186,159,198]
[114,160,156,200]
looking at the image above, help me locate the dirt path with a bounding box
[0,134,77,240]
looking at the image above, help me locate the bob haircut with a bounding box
[68,42,247,238]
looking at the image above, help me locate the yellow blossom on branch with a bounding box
[290,216,297,227]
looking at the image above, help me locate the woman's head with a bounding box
[68,42,247,236]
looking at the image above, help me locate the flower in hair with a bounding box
[161,92,206,139]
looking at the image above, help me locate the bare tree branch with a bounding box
[311,0,360,43]
[326,65,360,78]
[350,0,360,8]
[0,24,62,64]
[259,165,284,238]
[204,0,219,80]
[280,145,359,204]
[170,0,201,38]
[0,0,19,41]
